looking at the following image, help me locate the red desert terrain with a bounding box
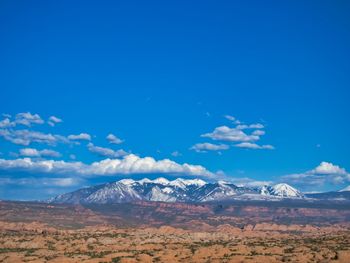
[0,200,349,262]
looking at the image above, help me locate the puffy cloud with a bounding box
[0,154,213,177]
[0,118,15,128]
[190,143,229,152]
[281,162,350,187]
[0,129,68,146]
[106,133,123,144]
[201,126,260,142]
[19,148,61,158]
[87,143,127,158]
[234,142,274,150]
[197,116,272,152]
[48,116,63,127]
[68,133,91,141]
[1,113,61,128]
[15,112,44,126]
[310,162,347,175]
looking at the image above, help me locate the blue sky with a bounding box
[0,0,349,200]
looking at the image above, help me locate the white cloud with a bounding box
[252,130,265,136]
[311,162,347,175]
[48,116,63,127]
[68,133,91,141]
[201,126,260,142]
[190,143,229,152]
[171,151,182,157]
[227,177,273,187]
[87,143,127,158]
[106,133,123,144]
[0,129,68,146]
[234,142,274,150]
[47,177,79,187]
[1,113,61,128]
[236,123,264,130]
[15,112,44,126]
[0,154,213,177]
[224,115,235,121]
[235,125,249,129]
[198,116,272,152]
[249,123,264,129]
[281,162,350,187]
[0,177,80,187]
[0,118,15,128]
[19,148,61,158]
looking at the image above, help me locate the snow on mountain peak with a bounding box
[138,178,152,184]
[118,177,207,187]
[185,178,207,187]
[217,180,230,186]
[152,177,170,185]
[259,185,271,196]
[118,179,136,185]
[169,178,207,188]
[270,183,303,198]
[50,177,306,204]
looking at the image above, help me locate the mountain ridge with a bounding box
[49,177,307,204]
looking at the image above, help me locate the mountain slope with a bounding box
[260,183,304,198]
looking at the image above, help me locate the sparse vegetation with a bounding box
[0,201,349,262]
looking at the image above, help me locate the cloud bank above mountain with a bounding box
[0,154,213,177]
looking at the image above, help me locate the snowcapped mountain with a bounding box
[259,183,304,198]
[191,181,253,202]
[49,178,305,204]
[169,178,207,189]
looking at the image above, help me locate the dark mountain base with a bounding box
[1,200,350,229]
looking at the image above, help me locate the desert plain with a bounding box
[0,200,349,263]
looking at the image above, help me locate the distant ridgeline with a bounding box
[49,177,310,204]
[48,177,350,205]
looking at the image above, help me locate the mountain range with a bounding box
[49,177,318,204]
